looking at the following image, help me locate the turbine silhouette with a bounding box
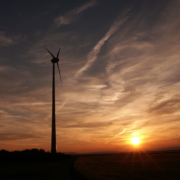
[46,47,62,154]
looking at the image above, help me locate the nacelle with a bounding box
[51,58,59,63]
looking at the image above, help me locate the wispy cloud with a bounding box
[75,10,130,77]
[61,121,113,128]
[0,133,43,141]
[55,0,96,26]
[149,95,180,115]
[105,128,126,143]
[0,31,23,46]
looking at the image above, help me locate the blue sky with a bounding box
[0,0,180,153]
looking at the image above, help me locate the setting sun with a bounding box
[131,137,140,145]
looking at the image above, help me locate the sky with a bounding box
[0,0,180,153]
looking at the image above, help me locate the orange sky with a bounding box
[1,0,180,153]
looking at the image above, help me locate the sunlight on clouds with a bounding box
[1,0,180,152]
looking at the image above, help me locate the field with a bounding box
[1,152,180,180]
[0,158,83,180]
[74,152,180,180]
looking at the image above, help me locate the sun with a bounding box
[131,137,140,145]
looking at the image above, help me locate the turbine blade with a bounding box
[45,48,55,58]
[57,62,62,86]
[57,47,61,58]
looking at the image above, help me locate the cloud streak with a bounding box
[0,31,22,46]
[75,10,130,77]
[61,121,113,128]
[149,95,180,115]
[105,128,126,144]
[55,0,96,26]
[0,133,43,141]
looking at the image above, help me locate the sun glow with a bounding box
[131,137,140,145]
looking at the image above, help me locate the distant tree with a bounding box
[39,149,45,153]
[0,149,9,154]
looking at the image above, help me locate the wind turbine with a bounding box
[46,47,62,154]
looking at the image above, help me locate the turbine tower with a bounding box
[46,48,62,154]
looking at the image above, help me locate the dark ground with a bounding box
[74,152,180,180]
[1,150,180,180]
[0,149,86,180]
[0,158,87,180]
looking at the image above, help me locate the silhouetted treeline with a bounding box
[0,149,71,163]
